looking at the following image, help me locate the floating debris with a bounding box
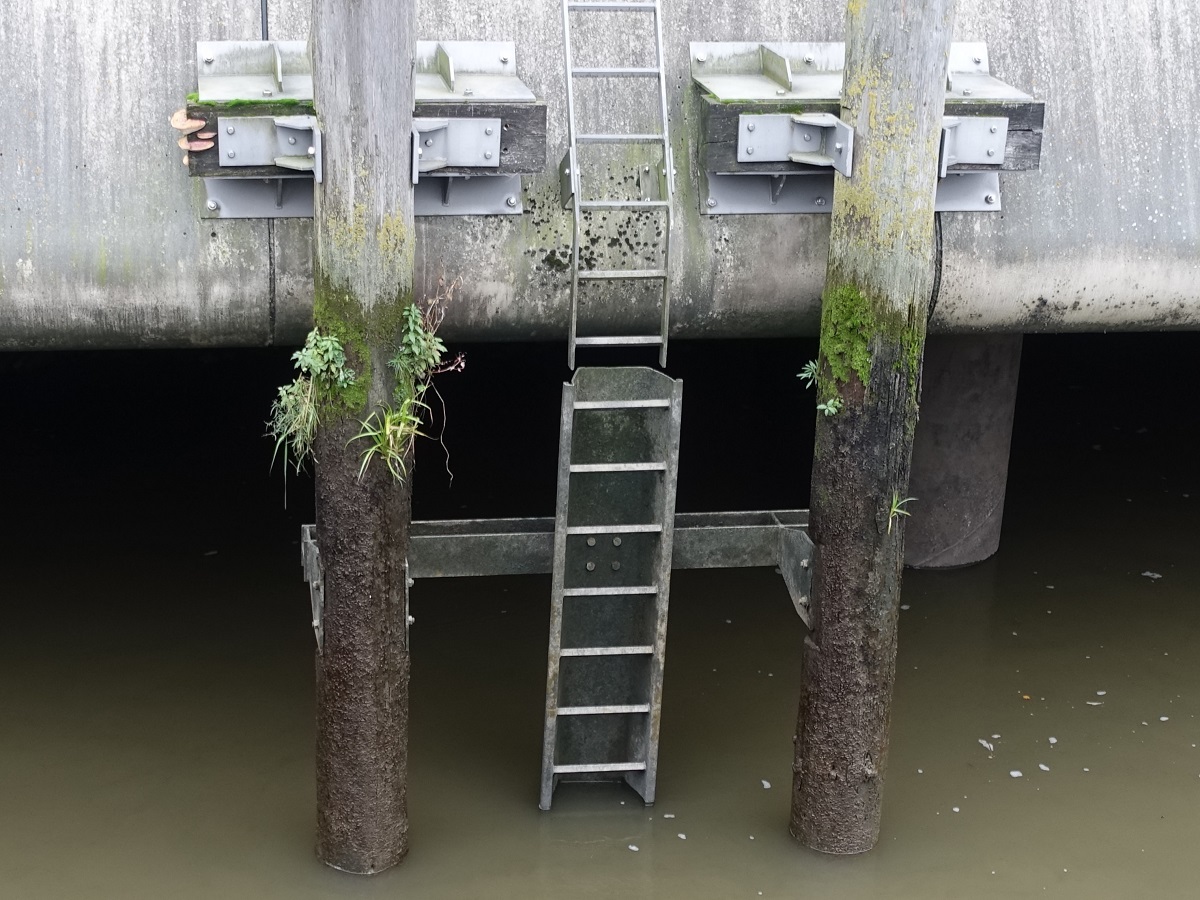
[1039,764,1050,772]
[991,734,1001,740]
[1096,690,1107,696]
[761,780,771,789]
[979,739,994,752]
[1141,572,1162,580]
[662,813,675,819]
[900,604,910,610]
[1048,737,1058,745]
[628,844,639,852]
[917,769,924,774]
[1010,770,1023,778]
[1160,716,1170,722]
[952,807,960,813]
[1086,701,1104,706]
[677,833,687,840]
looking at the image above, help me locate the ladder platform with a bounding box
[566,523,662,535]
[561,645,655,656]
[558,704,651,716]
[576,270,667,281]
[576,133,664,144]
[562,585,659,597]
[572,67,660,77]
[569,462,667,473]
[579,200,669,210]
[553,762,648,774]
[574,398,671,410]
[566,1,655,9]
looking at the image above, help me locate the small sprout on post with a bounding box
[817,397,843,416]
[887,492,916,534]
[798,359,819,389]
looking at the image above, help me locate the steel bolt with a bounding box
[613,537,622,547]
[484,151,493,159]
[962,88,972,96]
[407,615,415,625]
[611,561,621,571]
[425,138,433,147]
[747,123,755,132]
[307,146,315,157]
[485,127,493,135]
[206,199,219,211]
[227,150,236,159]
[263,89,273,97]
[776,88,786,96]
[835,142,843,152]
[696,53,707,63]
[804,55,814,64]
[973,55,982,64]
[706,197,717,208]
[500,55,509,64]
[746,146,754,155]
[587,537,596,547]
[288,136,296,145]
[984,193,997,204]
[987,148,996,157]
[815,197,827,207]
[990,125,998,133]
[586,561,596,572]
[204,56,214,64]
[226,125,235,135]
[803,133,812,142]
[506,195,518,208]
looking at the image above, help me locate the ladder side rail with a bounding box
[652,1,673,367]
[539,381,578,810]
[562,0,585,368]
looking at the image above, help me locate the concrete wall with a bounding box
[2,0,1197,349]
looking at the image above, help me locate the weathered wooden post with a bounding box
[311,0,416,874]
[790,0,957,853]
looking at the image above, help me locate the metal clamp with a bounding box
[939,116,1008,177]
[737,113,854,177]
[217,115,322,182]
[411,117,502,183]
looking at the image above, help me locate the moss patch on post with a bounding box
[819,283,875,387]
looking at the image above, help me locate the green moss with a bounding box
[187,97,307,109]
[818,282,874,386]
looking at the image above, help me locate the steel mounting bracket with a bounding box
[737,112,854,176]
[217,115,322,182]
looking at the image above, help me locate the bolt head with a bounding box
[696,53,707,63]
[288,136,296,144]
[987,148,996,157]
[262,89,273,97]
[226,126,235,135]
[484,151,493,159]
[586,537,596,547]
[985,193,997,204]
[204,56,214,64]
[990,125,998,133]
[746,146,754,155]
[804,55,814,64]
[706,197,717,208]
[500,56,509,64]
[776,88,786,95]
[612,537,622,547]
[803,133,812,142]
[973,55,982,64]
[586,561,596,572]
[747,122,755,132]
[611,561,621,572]
[227,150,236,158]
[835,142,843,152]
[815,197,827,207]
[963,88,972,96]
[307,146,315,156]
[425,139,433,147]
[206,199,219,211]
[485,127,493,136]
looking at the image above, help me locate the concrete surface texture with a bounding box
[1,0,1197,348]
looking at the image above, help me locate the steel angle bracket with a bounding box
[415,174,522,216]
[776,516,814,628]
[301,525,324,652]
[701,170,1001,214]
[738,113,854,176]
[411,117,502,181]
[200,176,314,218]
[217,115,322,182]
[940,116,1007,177]
[197,41,313,103]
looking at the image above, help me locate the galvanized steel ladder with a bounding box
[539,367,683,809]
[561,0,674,369]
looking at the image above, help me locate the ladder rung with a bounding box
[573,399,671,410]
[566,523,662,535]
[566,1,656,9]
[569,462,666,473]
[561,645,655,657]
[563,585,658,597]
[558,704,651,716]
[576,133,664,144]
[572,67,660,78]
[553,762,648,774]
[577,269,667,281]
[579,200,669,210]
[574,336,664,348]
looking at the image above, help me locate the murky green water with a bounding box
[2,336,1197,898]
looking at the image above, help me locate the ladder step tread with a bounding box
[569,462,667,473]
[567,1,656,9]
[566,523,662,534]
[579,200,669,209]
[577,269,667,280]
[563,585,658,597]
[576,133,665,144]
[574,336,665,348]
[573,399,670,410]
[572,67,660,77]
[561,645,655,657]
[558,704,651,716]
[553,762,648,774]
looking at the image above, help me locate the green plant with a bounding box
[267,328,357,477]
[797,359,819,389]
[817,397,843,416]
[349,399,425,483]
[887,492,916,534]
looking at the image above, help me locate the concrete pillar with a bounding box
[905,334,1023,568]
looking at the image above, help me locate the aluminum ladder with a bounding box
[561,0,674,369]
[539,367,683,809]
